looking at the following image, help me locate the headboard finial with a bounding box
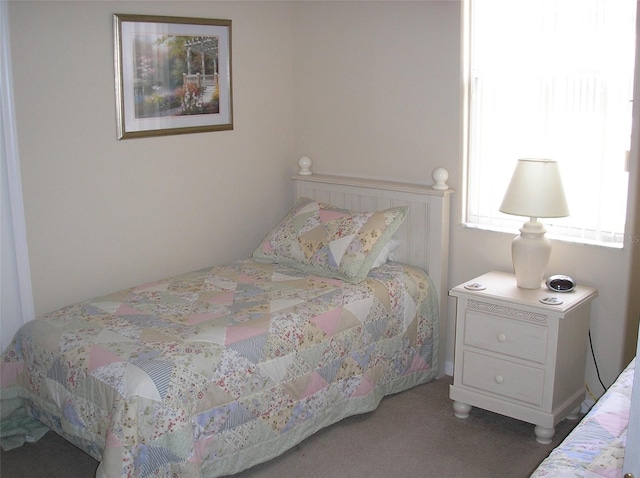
[432,167,450,190]
[297,156,313,175]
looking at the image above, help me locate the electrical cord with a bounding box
[584,381,597,404]
[589,329,607,391]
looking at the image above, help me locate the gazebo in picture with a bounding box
[133,34,221,118]
[182,36,220,114]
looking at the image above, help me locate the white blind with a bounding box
[466,0,636,246]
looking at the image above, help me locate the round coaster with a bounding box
[540,296,563,305]
[464,282,486,291]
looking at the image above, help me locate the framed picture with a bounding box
[114,14,232,139]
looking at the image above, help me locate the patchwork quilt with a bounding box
[531,357,635,478]
[0,259,438,477]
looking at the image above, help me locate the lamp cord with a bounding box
[589,329,607,391]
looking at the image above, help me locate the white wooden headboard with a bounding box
[291,157,453,377]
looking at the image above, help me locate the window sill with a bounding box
[461,222,627,250]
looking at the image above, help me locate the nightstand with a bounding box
[449,271,598,443]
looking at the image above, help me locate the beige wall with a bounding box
[9,0,638,396]
[625,11,640,365]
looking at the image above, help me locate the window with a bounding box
[465,0,637,247]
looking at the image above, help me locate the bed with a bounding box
[0,158,453,477]
[531,357,636,477]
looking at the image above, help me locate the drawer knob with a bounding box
[497,333,507,343]
[494,374,504,384]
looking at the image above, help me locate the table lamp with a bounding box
[499,159,569,289]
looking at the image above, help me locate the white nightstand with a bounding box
[449,271,598,443]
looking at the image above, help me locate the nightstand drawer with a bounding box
[461,351,545,406]
[464,310,548,364]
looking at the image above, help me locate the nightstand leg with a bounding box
[565,405,581,420]
[452,401,471,418]
[534,425,555,444]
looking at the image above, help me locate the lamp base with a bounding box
[512,219,551,289]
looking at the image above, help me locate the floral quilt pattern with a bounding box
[531,358,635,478]
[0,259,438,477]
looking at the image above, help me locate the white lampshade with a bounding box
[500,159,569,289]
[500,159,569,218]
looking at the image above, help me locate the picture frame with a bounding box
[114,14,232,139]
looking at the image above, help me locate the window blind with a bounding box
[466,0,636,247]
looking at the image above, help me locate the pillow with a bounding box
[253,197,408,283]
[371,236,401,269]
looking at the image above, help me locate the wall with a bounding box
[292,0,637,397]
[293,1,460,185]
[9,1,295,314]
[625,7,640,365]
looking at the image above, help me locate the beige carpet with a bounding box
[0,376,579,477]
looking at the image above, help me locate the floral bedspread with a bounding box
[0,259,438,477]
[531,357,635,478]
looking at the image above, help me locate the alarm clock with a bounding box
[546,275,576,292]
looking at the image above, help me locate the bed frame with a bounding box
[291,157,453,376]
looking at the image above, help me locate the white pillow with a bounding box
[371,237,401,269]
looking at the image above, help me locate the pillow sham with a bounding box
[253,197,408,283]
